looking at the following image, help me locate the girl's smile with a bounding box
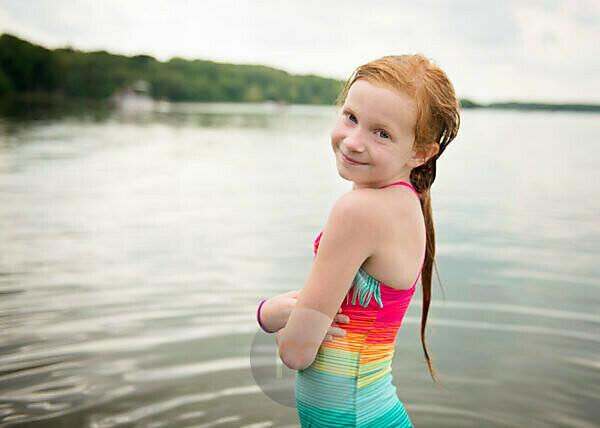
[341,152,368,166]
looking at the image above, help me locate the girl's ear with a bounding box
[410,144,439,168]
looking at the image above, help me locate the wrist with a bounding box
[257,298,276,333]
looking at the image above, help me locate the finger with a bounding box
[324,334,333,342]
[334,314,350,324]
[285,290,300,298]
[327,326,347,337]
[338,307,342,313]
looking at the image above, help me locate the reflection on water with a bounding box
[0,102,599,427]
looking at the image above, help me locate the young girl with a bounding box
[257,54,460,427]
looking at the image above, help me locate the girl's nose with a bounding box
[343,128,366,152]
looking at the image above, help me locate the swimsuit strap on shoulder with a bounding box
[378,180,419,197]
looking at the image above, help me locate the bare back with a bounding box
[361,183,426,291]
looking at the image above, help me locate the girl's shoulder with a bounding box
[328,189,382,230]
[336,186,420,222]
[330,187,422,245]
[320,190,387,253]
[330,188,386,229]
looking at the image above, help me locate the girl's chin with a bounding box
[336,166,358,181]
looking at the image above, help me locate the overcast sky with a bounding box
[1,0,599,103]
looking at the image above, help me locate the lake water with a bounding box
[0,102,599,427]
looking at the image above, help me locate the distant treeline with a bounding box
[460,98,600,113]
[0,33,342,104]
[1,33,599,112]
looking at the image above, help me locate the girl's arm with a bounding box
[258,289,300,333]
[277,191,378,370]
[258,289,350,335]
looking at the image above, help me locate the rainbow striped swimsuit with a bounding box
[295,181,423,427]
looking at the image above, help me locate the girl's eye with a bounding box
[343,111,390,140]
[344,111,357,123]
[376,130,391,139]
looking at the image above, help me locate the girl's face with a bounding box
[331,79,421,189]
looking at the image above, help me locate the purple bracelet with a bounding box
[257,299,275,333]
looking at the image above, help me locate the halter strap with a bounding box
[378,180,419,197]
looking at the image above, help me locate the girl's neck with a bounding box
[352,176,412,190]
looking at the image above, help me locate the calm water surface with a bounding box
[0,102,599,427]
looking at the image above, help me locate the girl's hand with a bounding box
[324,311,350,342]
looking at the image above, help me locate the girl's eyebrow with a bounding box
[372,121,394,131]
